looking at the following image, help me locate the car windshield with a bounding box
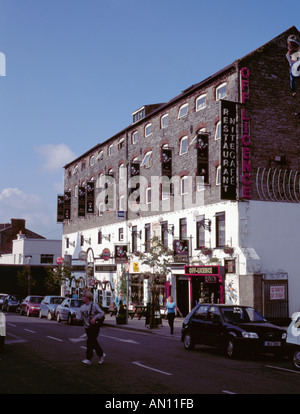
[221,307,266,323]
[10,296,21,301]
[30,297,43,304]
[70,300,82,308]
[50,297,65,304]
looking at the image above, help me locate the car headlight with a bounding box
[242,331,259,339]
[282,332,287,340]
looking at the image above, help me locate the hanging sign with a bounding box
[57,195,64,222]
[86,181,95,213]
[78,187,86,217]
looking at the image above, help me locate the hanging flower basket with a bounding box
[201,246,212,256]
[223,246,234,255]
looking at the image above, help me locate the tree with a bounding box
[138,236,174,328]
[17,266,36,296]
[45,263,73,294]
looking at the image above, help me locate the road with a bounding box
[1,312,300,396]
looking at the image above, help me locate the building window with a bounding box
[215,121,221,140]
[216,82,227,100]
[97,150,103,161]
[178,103,188,118]
[90,155,95,166]
[141,151,152,168]
[179,136,188,155]
[132,225,138,252]
[66,238,69,249]
[40,254,54,264]
[74,185,78,198]
[132,131,138,144]
[179,218,187,240]
[146,187,151,205]
[196,215,205,249]
[98,231,102,244]
[108,144,113,156]
[181,176,188,195]
[216,212,225,247]
[119,228,124,242]
[216,166,221,186]
[196,94,207,111]
[119,163,125,179]
[80,235,84,246]
[145,223,151,252]
[119,195,125,211]
[145,123,152,137]
[161,221,168,247]
[118,138,124,150]
[161,114,169,128]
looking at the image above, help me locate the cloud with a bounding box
[35,143,76,172]
[0,188,56,237]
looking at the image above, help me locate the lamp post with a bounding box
[125,262,130,324]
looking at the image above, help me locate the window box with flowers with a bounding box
[200,246,212,256]
[223,246,234,255]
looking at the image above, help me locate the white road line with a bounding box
[266,365,300,374]
[101,334,140,344]
[47,336,63,342]
[222,390,237,394]
[132,361,172,376]
[24,329,36,333]
[7,323,16,327]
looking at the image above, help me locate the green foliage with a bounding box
[45,263,73,293]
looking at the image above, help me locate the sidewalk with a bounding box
[103,313,184,339]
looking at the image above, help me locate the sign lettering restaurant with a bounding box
[240,67,251,199]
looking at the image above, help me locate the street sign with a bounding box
[56,257,64,265]
[125,262,130,273]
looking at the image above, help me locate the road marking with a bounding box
[5,333,27,344]
[24,329,36,333]
[222,390,237,394]
[47,336,63,342]
[132,361,172,376]
[266,365,300,374]
[101,334,140,344]
[7,323,16,327]
[69,334,87,343]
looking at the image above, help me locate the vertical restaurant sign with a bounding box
[240,67,251,199]
[57,195,64,222]
[78,187,86,217]
[220,100,237,200]
[197,133,209,184]
[64,191,71,220]
[86,181,95,213]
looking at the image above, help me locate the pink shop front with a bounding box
[176,265,225,316]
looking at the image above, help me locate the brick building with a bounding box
[60,27,300,320]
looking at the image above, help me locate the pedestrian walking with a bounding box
[166,296,182,335]
[74,289,105,366]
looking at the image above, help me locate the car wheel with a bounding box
[226,337,238,358]
[293,350,300,370]
[183,332,194,350]
[67,314,73,325]
[39,310,43,319]
[47,311,52,321]
[56,313,61,322]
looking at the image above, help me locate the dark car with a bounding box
[0,294,8,310]
[2,295,23,312]
[181,304,287,358]
[39,296,66,320]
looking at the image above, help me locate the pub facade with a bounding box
[59,27,300,321]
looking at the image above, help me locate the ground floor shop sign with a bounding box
[182,266,225,313]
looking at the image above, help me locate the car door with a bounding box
[61,299,70,319]
[205,306,224,347]
[189,305,210,345]
[41,297,49,316]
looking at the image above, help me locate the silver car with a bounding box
[39,296,66,320]
[56,298,83,324]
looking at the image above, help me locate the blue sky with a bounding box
[0,0,298,239]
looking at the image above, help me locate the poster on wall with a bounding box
[86,181,94,214]
[173,239,189,264]
[220,100,237,200]
[115,245,128,263]
[78,187,86,217]
[197,133,209,184]
[161,148,172,178]
[64,191,71,220]
[57,195,64,222]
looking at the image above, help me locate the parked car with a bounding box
[0,310,5,355]
[286,312,300,370]
[19,296,44,317]
[181,304,287,358]
[39,296,66,320]
[0,294,8,310]
[2,295,23,312]
[56,298,83,324]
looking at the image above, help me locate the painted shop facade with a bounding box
[58,27,300,320]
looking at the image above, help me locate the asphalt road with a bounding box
[1,312,300,396]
